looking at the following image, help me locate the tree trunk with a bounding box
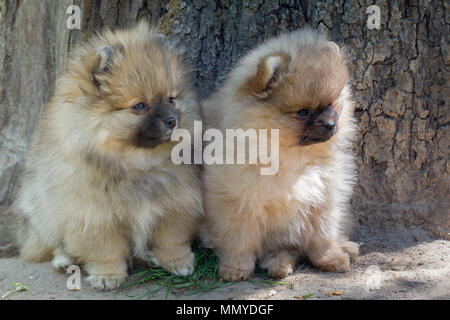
[0,0,73,254]
[0,0,448,255]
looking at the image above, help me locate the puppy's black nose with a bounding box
[324,121,335,130]
[317,119,335,130]
[164,117,177,129]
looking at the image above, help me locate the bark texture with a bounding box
[0,0,448,255]
[0,0,72,254]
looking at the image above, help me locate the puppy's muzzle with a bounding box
[152,103,180,134]
[134,103,180,148]
[299,104,338,146]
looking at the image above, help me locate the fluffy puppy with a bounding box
[201,29,359,281]
[14,22,203,290]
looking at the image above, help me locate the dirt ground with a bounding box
[0,227,448,300]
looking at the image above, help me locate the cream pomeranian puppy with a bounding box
[201,29,359,281]
[14,22,202,290]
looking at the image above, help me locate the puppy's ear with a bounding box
[92,44,123,94]
[153,33,187,56]
[325,41,340,55]
[95,45,115,74]
[153,34,173,48]
[136,20,186,54]
[242,52,291,99]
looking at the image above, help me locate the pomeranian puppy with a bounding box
[201,29,359,281]
[14,22,203,290]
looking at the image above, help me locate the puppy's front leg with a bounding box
[303,211,359,272]
[218,249,256,282]
[213,223,260,282]
[150,213,198,276]
[64,227,129,291]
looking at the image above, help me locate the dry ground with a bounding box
[0,227,448,300]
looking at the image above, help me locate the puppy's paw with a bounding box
[86,274,126,291]
[339,240,359,261]
[267,262,294,279]
[219,265,253,282]
[140,250,161,268]
[161,252,195,276]
[51,254,73,272]
[260,251,296,279]
[314,248,351,273]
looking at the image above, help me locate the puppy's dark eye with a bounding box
[131,102,149,113]
[168,97,176,105]
[297,109,310,118]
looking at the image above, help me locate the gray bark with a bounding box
[0,0,72,254]
[0,0,448,255]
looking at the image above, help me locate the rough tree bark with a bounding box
[0,0,448,255]
[0,0,73,254]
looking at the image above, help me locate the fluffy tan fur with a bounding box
[15,22,203,290]
[201,29,359,281]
